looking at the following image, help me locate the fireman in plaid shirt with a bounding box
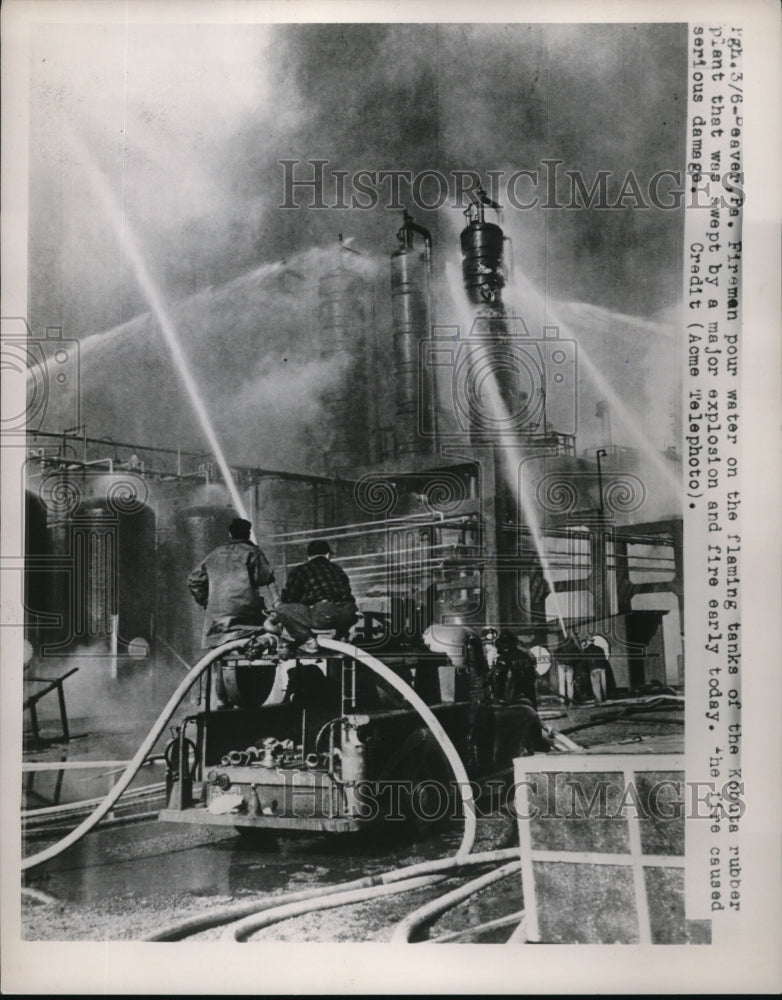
[274,540,358,652]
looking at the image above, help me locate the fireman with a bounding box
[554,626,582,705]
[274,539,358,654]
[490,630,539,709]
[463,629,492,771]
[187,518,279,705]
[581,634,614,703]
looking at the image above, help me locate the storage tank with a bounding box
[24,490,50,657]
[44,476,156,651]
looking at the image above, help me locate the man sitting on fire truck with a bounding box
[274,539,358,654]
[187,517,279,707]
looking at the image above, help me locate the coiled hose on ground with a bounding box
[223,874,451,941]
[390,859,522,943]
[144,847,520,942]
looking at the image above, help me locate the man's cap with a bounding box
[229,517,252,539]
[307,539,332,557]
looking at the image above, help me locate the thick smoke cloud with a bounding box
[231,22,684,315]
[28,20,686,468]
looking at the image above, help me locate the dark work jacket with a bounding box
[464,633,492,769]
[490,647,538,708]
[555,634,582,667]
[464,633,491,706]
[187,539,275,648]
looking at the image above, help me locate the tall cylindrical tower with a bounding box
[391,211,437,456]
[318,244,372,472]
[459,192,520,447]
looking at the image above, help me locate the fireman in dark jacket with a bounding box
[187,518,278,649]
[490,630,539,709]
[555,627,586,704]
[464,629,492,771]
[581,635,615,702]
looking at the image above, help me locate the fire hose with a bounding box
[144,847,520,941]
[21,640,248,872]
[23,636,478,872]
[24,634,517,943]
[222,852,523,943]
[145,639,504,942]
[223,875,451,941]
[390,859,522,943]
[315,636,477,859]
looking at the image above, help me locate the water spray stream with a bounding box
[506,271,680,498]
[575,347,680,497]
[444,264,567,635]
[67,131,248,521]
[495,429,568,636]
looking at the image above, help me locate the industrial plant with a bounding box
[19,186,688,946]
[22,192,683,688]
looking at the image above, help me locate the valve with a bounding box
[206,769,232,791]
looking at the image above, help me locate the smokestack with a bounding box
[318,238,372,472]
[391,210,437,456]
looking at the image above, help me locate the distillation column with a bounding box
[459,192,532,628]
[391,210,437,457]
[318,241,373,473]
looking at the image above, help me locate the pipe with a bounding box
[21,887,61,906]
[156,636,193,672]
[82,457,114,472]
[22,760,143,772]
[269,510,465,540]
[545,728,584,753]
[224,874,450,942]
[143,847,519,942]
[25,809,161,840]
[390,859,521,943]
[316,636,477,859]
[22,782,165,822]
[109,613,119,680]
[271,515,475,545]
[21,640,248,871]
[505,914,529,943]
[328,542,459,565]
[430,907,525,943]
